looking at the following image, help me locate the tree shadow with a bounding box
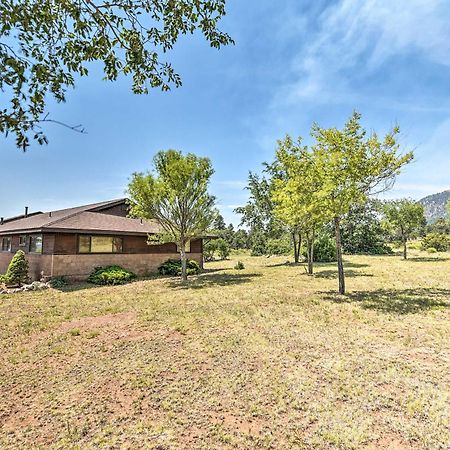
[268,260,370,269]
[54,282,104,293]
[408,256,450,262]
[201,267,227,274]
[342,261,370,268]
[167,272,262,289]
[315,269,373,279]
[322,288,450,314]
[267,261,305,268]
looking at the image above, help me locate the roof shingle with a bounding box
[0,199,161,235]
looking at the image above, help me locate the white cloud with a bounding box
[281,0,450,103]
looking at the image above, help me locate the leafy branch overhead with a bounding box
[0,0,233,150]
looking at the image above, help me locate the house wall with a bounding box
[94,203,129,217]
[1,232,204,281]
[0,252,53,281]
[52,234,202,255]
[50,252,203,280]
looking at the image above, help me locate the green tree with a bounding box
[4,250,29,286]
[217,238,230,260]
[203,239,218,261]
[1,1,233,150]
[383,199,426,259]
[128,150,215,281]
[213,213,227,231]
[236,172,290,257]
[340,200,392,254]
[232,229,249,249]
[312,112,413,294]
[269,135,327,272]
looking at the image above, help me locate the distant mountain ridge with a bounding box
[419,190,450,223]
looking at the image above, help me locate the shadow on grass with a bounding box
[323,288,450,314]
[54,282,102,293]
[268,260,370,269]
[315,269,373,279]
[167,272,262,289]
[408,256,450,262]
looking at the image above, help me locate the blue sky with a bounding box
[1,0,449,225]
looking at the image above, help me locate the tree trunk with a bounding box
[297,233,302,263]
[180,240,187,282]
[307,229,315,275]
[403,236,407,260]
[293,232,299,263]
[334,216,345,295]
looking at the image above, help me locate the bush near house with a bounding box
[2,250,29,287]
[87,265,137,285]
[158,259,201,276]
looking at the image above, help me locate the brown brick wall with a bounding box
[0,252,52,280]
[50,253,203,280]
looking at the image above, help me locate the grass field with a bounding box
[0,251,449,449]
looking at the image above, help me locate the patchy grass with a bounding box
[0,251,449,449]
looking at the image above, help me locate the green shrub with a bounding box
[234,261,245,270]
[203,239,218,261]
[421,233,450,252]
[250,232,266,256]
[87,265,136,285]
[4,250,29,286]
[158,259,201,276]
[302,234,337,262]
[217,238,230,260]
[49,276,68,289]
[266,237,291,255]
[407,241,422,250]
[427,247,437,253]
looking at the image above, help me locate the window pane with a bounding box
[19,235,27,247]
[2,237,11,252]
[79,235,90,253]
[91,236,113,253]
[112,237,123,253]
[30,235,42,253]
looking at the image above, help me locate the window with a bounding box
[1,237,11,252]
[78,235,123,254]
[176,240,191,253]
[78,235,91,253]
[19,235,27,247]
[29,235,43,253]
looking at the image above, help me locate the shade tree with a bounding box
[383,199,426,259]
[311,112,413,293]
[127,149,216,281]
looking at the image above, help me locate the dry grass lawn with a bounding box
[0,251,449,449]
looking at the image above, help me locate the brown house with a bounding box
[0,199,203,280]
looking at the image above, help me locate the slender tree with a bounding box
[312,112,413,294]
[127,150,216,281]
[1,1,233,150]
[383,199,426,259]
[269,135,328,272]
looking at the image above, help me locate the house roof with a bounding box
[0,199,162,236]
